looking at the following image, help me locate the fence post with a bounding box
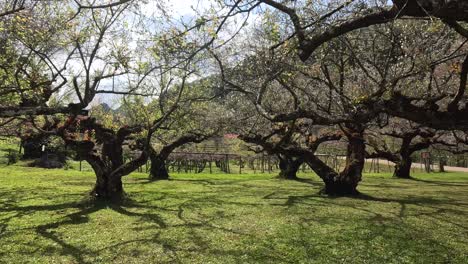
[261,154,265,173]
[209,158,212,174]
[253,158,256,174]
[239,156,242,174]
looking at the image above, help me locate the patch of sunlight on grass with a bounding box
[1,166,468,263]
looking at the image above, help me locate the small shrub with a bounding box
[64,161,74,170]
[5,149,20,165]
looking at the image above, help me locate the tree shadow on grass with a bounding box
[285,188,468,230]
[35,203,105,264]
[410,177,468,187]
[3,174,468,263]
[294,178,317,186]
[284,191,468,261]
[1,194,276,263]
[27,200,164,264]
[0,197,106,264]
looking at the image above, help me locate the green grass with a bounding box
[1,165,468,263]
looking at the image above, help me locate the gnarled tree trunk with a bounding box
[393,157,412,179]
[367,127,434,180]
[149,154,169,180]
[439,158,446,172]
[278,156,303,180]
[305,155,341,194]
[60,117,147,202]
[91,171,124,201]
[21,137,44,159]
[319,125,365,195]
[147,134,208,180]
[86,142,127,201]
[325,135,365,195]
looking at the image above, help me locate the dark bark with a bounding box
[278,155,303,180]
[439,159,446,172]
[374,93,468,131]
[302,138,364,195]
[87,151,147,201]
[21,137,44,159]
[59,116,147,202]
[395,131,432,178]
[367,152,413,179]
[304,152,360,196]
[325,132,365,195]
[147,134,208,180]
[293,1,468,61]
[367,126,434,179]
[318,124,365,195]
[393,157,412,178]
[0,103,86,118]
[393,136,413,179]
[393,0,468,21]
[86,141,126,201]
[149,154,169,180]
[240,130,361,196]
[303,150,363,195]
[91,171,124,201]
[298,8,399,61]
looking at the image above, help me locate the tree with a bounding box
[366,120,437,178]
[277,154,304,180]
[252,1,468,131]
[145,90,227,181]
[58,115,147,200]
[238,120,306,180]
[208,26,356,193]
[114,40,226,181]
[0,1,144,118]
[71,59,203,199]
[211,15,462,194]
[0,2,72,117]
[148,134,208,180]
[0,0,219,201]
[212,1,467,132]
[239,122,342,181]
[247,0,468,61]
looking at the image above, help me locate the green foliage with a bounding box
[4,149,20,165]
[89,103,125,131]
[262,10,281,43]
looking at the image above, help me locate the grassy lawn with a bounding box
[1,166,468,263]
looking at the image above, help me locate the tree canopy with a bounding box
[1,0,467,199]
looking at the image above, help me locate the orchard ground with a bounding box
[1,165,468,263]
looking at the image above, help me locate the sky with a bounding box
[91,0,257,109]
[65,0,395,109]
[143,0,212,20]
[170,0,211,16]
[88,0,215,108]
